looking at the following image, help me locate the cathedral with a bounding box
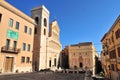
[31,5,62,71]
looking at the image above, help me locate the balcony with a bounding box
[1,46,20,54]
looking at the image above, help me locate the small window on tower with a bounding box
[0,13,2,22]
[35,17,39,25]
[34,27,37,34]
[44,29,46,35]
[44,18,47,27]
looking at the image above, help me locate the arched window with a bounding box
[44,29,46,35]
[0,13,2,22]
[44,18,47,27]
[34,27,37,34]
[79,63,83,68]
[35,17,39,25]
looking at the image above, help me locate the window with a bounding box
[35,17,39,25]
[6,39,10,50]
[22,43,26,51]
[28,44,30,51]
[29,28,32,35]
[79,53,81,55]
[80,63,83,68]
[15,21,19,30]
[109,38,111,45]
[13,41,17,51]
[111,64,114,71]
[44,18,47,27]
[0,13,2,22]
[26,57,30,63]
[49,60,51,67]
[115,29,120,39]
[34,27,37,34]
[111,36,114,43]
[44,29,46,35]
[73,53,75,56]
[118,47,120,57]
[8,18,13,27]
[110,50,116,59]
[21,57,25,63]
[54,58,56,66]
[24,26,27,33]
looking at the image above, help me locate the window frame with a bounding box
[44,18,47,27]
[49,60,51,67]
[54,58,56,66]
[27,44,31,51]
[0,13,2,22]
[13,41,17,51]
[26,57,30,63]
[118,47,120,57]
[21,56,25,63]
[35,17,39,25]
[24,26,27,33]
[22,43,26,51]
[115,29,120,39]
[8,18,13,27]
[29,28,32,35]
[15,21,19,30]
[44,29,46,35]
[34,27,37,34]
[6,39,10,50]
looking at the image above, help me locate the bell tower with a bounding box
[31,5,49,71]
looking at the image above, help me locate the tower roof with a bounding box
[31,5,49,14]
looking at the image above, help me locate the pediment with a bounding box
[50,20,60,33]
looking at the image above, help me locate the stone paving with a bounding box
[0,72,88,80]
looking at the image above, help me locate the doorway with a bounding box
[4,57,14,72]
[80,62,83,68]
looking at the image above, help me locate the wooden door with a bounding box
[4,57,13,72]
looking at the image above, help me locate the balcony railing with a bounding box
[1,46,20,54]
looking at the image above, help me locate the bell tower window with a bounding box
[35,17,39,25]
[44,18,47,27]
[44,29,46,35]
[0,13,2,22]
[34,27,37,34]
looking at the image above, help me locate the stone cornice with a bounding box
[0,1,35,25]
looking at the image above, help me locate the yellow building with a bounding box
[0,1,35,73]
[65,42,98,75]
[0,0,62,73]
[101,15,120,80]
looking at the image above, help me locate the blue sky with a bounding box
[6,0,120,54]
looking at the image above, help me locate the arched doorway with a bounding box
[80,62,83,68]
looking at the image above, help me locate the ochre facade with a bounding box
[64,42,98,75]
[0,1,62,73]
[101,15,120,80]
[0,1,35,73]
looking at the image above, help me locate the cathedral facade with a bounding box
[31,6,62,71]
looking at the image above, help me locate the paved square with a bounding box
[0,72,87,80]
